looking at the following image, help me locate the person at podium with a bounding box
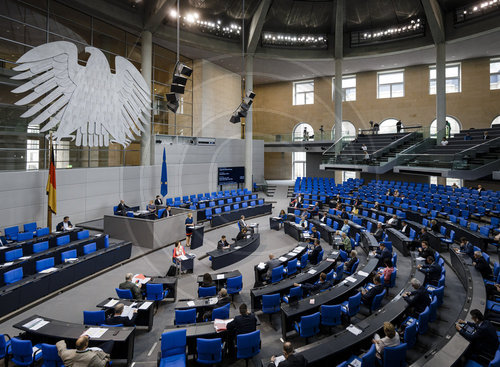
[236,227,248,241]
[217,235,230,250]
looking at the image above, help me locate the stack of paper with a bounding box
[19,256,31,260]
[23,318,49,331]
[358,271,369,277]
[122,305,135,320]
[187,301,195,307]
[132,274,151,284]
[345,276,357,283]
[234,246,241,249]
[216,274,225,279]
[274,355,286,366]
[308,269,317,275]
[178,255,188,261]
[257,263,266,270]
[85,328,108,338]
[103,299,119,307]
[39,267,58,274]
[287,252,296,256]
[0,262,13,267]
[214,318,233,332]
[346,324,362,336]
[278,257,288,262]
[139,301,153,310]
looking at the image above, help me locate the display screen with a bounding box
[218,166,245,185]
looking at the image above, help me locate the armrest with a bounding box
[157,351,161,367]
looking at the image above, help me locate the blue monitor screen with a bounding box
[218,166,245,185]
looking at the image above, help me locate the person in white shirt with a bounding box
[440,137,449,146]
[56,216,73,232]
[387,214,398,227]
[373,321,400,360]
[361,144,368,152]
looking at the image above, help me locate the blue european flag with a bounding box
[161,147,168,197]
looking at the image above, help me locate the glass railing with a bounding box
[451,136,500,170]
[255,130,338,143]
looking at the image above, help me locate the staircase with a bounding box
[287,185,295,197]
[265,184,277,197]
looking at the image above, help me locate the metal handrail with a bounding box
[359,124,423,134]
[322,135,355,156]
[455,136,500,155]
[371,131,415,158]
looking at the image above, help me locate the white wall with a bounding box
[0,138,264,230]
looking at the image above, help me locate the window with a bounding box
[378,118,402,134]
[491,59,500,90]
[55,141,70,169]
[429,63,461,94]
[430,176,463,187]
[26,124,39,171]
[492,116,500,126]
[293,80,314,105]
[292,123,313,179]
[377,70,404,98]
[293,151,307,180]
[331,121,356,139]
[342,171,357,182]
[429,116,462,137]
[292,122,314,142]
[332,75,356,101]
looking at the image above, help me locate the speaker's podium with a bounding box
[190,225,205,250]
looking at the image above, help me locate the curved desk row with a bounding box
[410,247,486,366]
[97,297,155,331]
[254,243,308,285]
[162,321,227,356]
[281,258,379,340]
[210,203,272,227]
[196,270,242,291]
[250,251,340,312]
[0,240,132,319]
[14,314,135,365]
[207,233,260,270]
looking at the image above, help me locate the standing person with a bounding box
[185,213,194,247]
[319,125,324,140]
[173,241,186,266]
[303,127,309,141]
[369,120,374,134]
[154,195,163,206]
[373,122,380,135]
[445,120,451,138]
[396,120,402,133]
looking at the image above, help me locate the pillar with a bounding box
[333,0,344,154]
[140,30,153,166]
[435,42,446,143]
[245,55,254,190]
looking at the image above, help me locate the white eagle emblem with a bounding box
[11,41,151,147]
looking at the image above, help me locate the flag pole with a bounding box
[47,132,52,231]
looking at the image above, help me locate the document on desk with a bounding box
[122,305,135,320]
[23,318,49,331]
[139,301,153,310]
[64,258,78,263]
[104,299,119,308]
[257,263,266,270]
[85,328,108,339]
[0,246,8,250]
[349,358,362,367]
[345,276,357,283]
[346,324,363,336]
[278,257,288,262]
[295,246,305,252]
[287,252,296,256]
[209,297,218,305]
[187,301,195,307]
[274,355,286,366]
[416,257,426,261]
[178,255,188,261]
[217,274,225,279]
[357,271,369,277]
[19,256,31,260]
[39,267,58,274]
[214,318,233,332]
[234,246,241,249]
[1,262,13,267]
[308,269,317,275]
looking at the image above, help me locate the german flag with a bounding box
[46,143,56,214]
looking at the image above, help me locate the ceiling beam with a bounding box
[421,0,445,44]
[144,0,176,33]
[247,0,272,54]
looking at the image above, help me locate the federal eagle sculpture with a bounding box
[11,41,151,147]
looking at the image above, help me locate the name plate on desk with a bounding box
[139,301,153,310]
[217,274,225,280]
[279,257,288,262]
[357,271,369,277]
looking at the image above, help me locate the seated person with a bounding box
[146,200,156,213]
[417,256,441,286]
[345,250,358,273]
[119,273,143,300]
[341,232,352,252]
[56,216,73,232]
[298,214,308,229]
[400,221,410,236]
[267,342,306,367]
[473,251,493,279]
[309,239,323,265]
[293,272,331,296]
[217,235,230,250]
[372,222,384,241]
[340,219,350,234]
[105,303,137,326]
[291,194,303,208]
[278,209,287,222]
[57,335,112,367]
[265,254,281,281]
[372,322,400,361]
[415,228,430,247]
[456,237,474,259]
[373,202,380,210]
[238,215,251,233]
[117,200,130,215]
[373,243,392,267]
[309,227,320,244]
[200,273,215,288]
[380,258,394,284]
[0,230,7,246]
[202,288,231,321]
[361,274,385,308]
[456,309,499,363]
[403,278,431,316]
[387,215,398,227]
[352,205,359,215]
[310,202,320,217]
[430,219,440,232]
[319,211,328,223]
[236,227,248,241]
[417,241,435,259]
[161,206,172,218]
[226,303,257,355]
[340,208,349,220]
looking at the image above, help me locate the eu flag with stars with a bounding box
[161,147,168,197]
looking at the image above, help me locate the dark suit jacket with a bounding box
[227,314,257,336]
[56,221,73,232]
[362,284,385,307]
[375,248,392,266]
[419,262,441,285]
[117,203,129,214]
[217,240,230,250]
[430,224,440,232]
[373,228,384,241]
[301,280,331,295]
[400,225,410,236]
[0,236,6,246]
[161,210,172,218]
[460,320,499,357]
[268,354,307,367]
[418,247,435,260]
[155,198,163,205]
[404,287,431,314]
[418,232,430,243]
[340,212,349,220]
[119,280,143,300]
[345,257,358,273]
[236,232,246,241]
[105,313,137,326]
[309,245,323,265]
[475,257,493,279]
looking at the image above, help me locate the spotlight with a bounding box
[230,114,241,124]
[166,92,179,113]
[237,109,247,118]
[170,83,185,94]
[176,62,193,77]
[172,74,187,85]
[246,91,256,99]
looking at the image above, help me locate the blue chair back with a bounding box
[212,303,230,320]
[418,306,430,334]
[17,232,33,241]
[33,241,49,253]
[23,222,37,233]
[346,292,362,317]
[126,212,134,217]
[5,248,23,261]
[4,267,23,284]
[236,330,261,361]
[116,288,133,299]
[4,226,19,241]
[77,230,89,240]
[382,343,407,367]
[198,286,217,298]
[41,343,64,367]
[431,285,444,307]
[83,242,97,255]
[146,283,167,301]
[429,296,438,323]
[287,259,298,276]
[56,235,70,246]
[11,338,37,366]
[288,286,303,301]
[262,294,281,314]
[36,227,50,237]
[298,312,321,338]
[36,257,54,272]
[61,249,77,262]
[339,250,348,262]
[197,338,222,364]
[161,329,186,357]
[326,269,334,282]
[360,344,376,367]
[299,253,308,268]
[227,275,243,294]
[271,265,284,283]
[404,320,418,349]
[371,289,386,311]
[83,310,106,325]
[318,250,324,262]
[320,304,341,327]
[175,308,196,325]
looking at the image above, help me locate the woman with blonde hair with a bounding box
[373,321,400,360]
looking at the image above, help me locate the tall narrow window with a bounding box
[26,124,39,171]
[342,171,357,182]
[332,75,356,101]
[377,70,404,98]
[293,80,314,105]
[490,59,500,90]
[429,63,461,94]
[292,123,314,179]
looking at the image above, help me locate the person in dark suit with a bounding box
[105,303,137,326]
[361,274,385,308]
[161,206,172,218]
[412,227,430,250]
[418,241,435,260]
[400,221,410,236]
[217,235,230,250]
[202,288,231,321]
[319,211,328,223]
[268,342,307,367]
[456,237,474,259]
[456,309,499,362]
[0,231,7,246]
[374,243,392,267]
[117,200,130,215]
[154,195,163,206]
[265,254,282,281]
[372,222,384,241]
[473,251,493,279]
[340,208,349,220]
[236,227,248,241]
[56,216,73,231]
[309,240,323,265]
[429,220,440,233]
[309,227,320,244]
[226,303,258,355]
[345,250,358,273]
[418,256,441,286]
[403,278,431,315]
[119,273,143,300]
[294,272,331,296]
